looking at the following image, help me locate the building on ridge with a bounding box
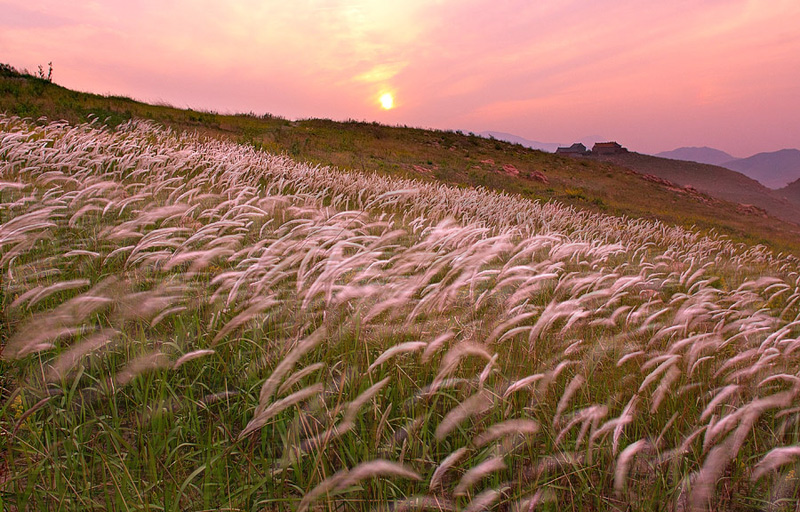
[555,142,589,156]
[591,141,628,155]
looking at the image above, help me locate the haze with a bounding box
[1,0,798,155]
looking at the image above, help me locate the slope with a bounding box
[4,110,800,511]
[778,178,800,205]
[588,151,800,226]
[2,64,800,252]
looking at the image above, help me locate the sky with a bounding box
[1,0,799,156]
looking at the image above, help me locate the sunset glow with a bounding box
[379,93,394,110]
[1,1,799,154]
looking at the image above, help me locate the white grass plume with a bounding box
[614,439,651,496]
[297,459,421,512]
[239,383,324,439]
[752,446,800,481]
[173,349,215,370]
[421,332,455,363]
[503,374,545,398]
[343,377,391,424]
[429,447,468,491]
[255,329,325,414]
[277,362,326,395]
[435,390,494,441]
[368,341,427,373]
[474,419,540,448]
[45,328,118,382]
[453,456,506,496]
[113,351,170,388]
[553,374,585,426]
[463,485,509,512]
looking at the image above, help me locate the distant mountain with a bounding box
[479,131,562,153]
[588,151,800,226]
[721,149,800,189]
[655,147,735,166]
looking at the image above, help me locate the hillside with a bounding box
[587,151,800,227]
[4,113,800,510]
[2,65,800,252]
[778,178,800,205]
[654,146,735,166]
[722,149,800,189]
[479,131,562,152]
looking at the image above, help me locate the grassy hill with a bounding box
[5,68,800,510]
[2,64,800,254]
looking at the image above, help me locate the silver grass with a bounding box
[752,446,800,481]
[429,447,468,491]
[45,328,118,382]
[255,329,325,414]
[343,377,391,424]
[297,460,420,512]
[435,390,494,441]
[15,278,91,310]
[700,385,740,422]
[510,488,556,512]
[239,383,324,439]
[421,331,455,363]
[8,115,800,507]
[474,419,540,448]
[638,355,680,393]
[113,351,170,388]
[614,439,651,496]
[277,362,326,395]
[463,485,509,512]
[377,495,455,511]
[368,341,428,373]
[453,456,506,496]
[555,405,608,447]
[650,365,681,413]
[553,374,585,426]
[172,349,215,370]
[432,342,494,391]
[617,350,645,367]
[299,420,356,453]
[503,374,545,398]
[150,305,188,327]
[212,296,279,343]
[478,354,499,387]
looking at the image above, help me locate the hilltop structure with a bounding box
[556,141,629,156]
[592,141,628,155]
[556,143,589,156]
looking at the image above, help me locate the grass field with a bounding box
[3,114,800,511]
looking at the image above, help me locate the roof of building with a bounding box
[556,142,588,152]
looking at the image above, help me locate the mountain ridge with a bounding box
[654,146,736,166]
[722,149,800,189]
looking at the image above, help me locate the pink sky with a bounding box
[1,0,799,156]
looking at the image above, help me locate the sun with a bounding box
[379,93,394,110]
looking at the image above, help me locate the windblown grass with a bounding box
[2,116,800,510]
